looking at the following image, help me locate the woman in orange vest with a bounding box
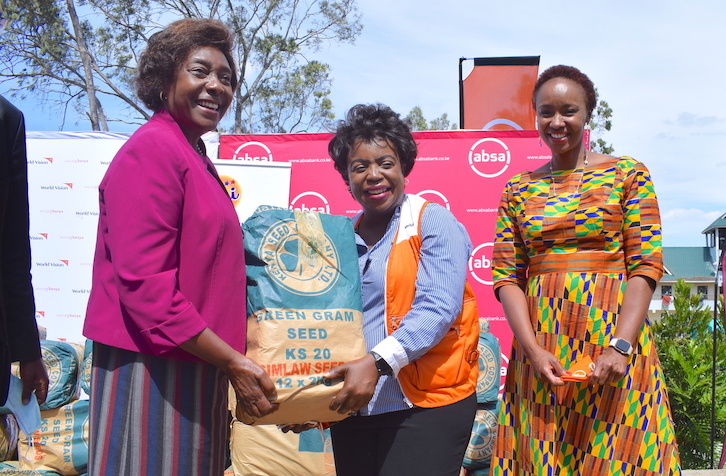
[325,103,479,475]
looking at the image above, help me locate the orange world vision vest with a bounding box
[385,195,480,408]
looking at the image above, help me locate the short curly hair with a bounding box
[532,65,597,120]
[328,104,417,183]
[135,18,238,112]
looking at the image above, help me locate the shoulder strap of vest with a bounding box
[393,194,428,245]
[385,195,430,331]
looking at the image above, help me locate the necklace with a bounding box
[549,150,588,200]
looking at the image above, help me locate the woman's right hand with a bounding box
[180,328,278,417]
[225,354,279,418]
[527,346,566,387]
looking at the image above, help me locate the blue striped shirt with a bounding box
[354,197,472,415]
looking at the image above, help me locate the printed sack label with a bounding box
[239,206,366,425]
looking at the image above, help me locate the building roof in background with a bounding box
[702,213,726,234]
[662,246,715,280]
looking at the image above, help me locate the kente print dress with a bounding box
[491,157,681,476]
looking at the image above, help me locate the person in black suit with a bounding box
[0,95,48,406]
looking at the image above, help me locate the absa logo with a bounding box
[290,191,330,214]
[415,190,450,211]
[231,141,273,162]
[468,138,510,178]
[468,242,493,286]
[219,175,242,207]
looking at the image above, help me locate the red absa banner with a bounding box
[219,130,550,381]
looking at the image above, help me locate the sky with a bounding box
[10,0,726,247]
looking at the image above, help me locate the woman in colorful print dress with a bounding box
[490,65,681,476]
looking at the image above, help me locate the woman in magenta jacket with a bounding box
[83,19,277,476]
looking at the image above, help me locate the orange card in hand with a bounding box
[561,355,594,382]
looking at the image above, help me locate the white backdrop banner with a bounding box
[27,131,131,344]
[25,131,286,345]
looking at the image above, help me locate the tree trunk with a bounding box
[234,88,243,133]
[65,0,108,131]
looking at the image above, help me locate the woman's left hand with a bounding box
[325,354,379,415]
[589,348,629,385]
[588,276,652,386]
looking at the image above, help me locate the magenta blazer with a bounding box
[84,110,246,361]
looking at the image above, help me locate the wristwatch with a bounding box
[609,338,633,356]
[370,351,393,376]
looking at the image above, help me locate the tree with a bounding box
[0,0,361,132]
[404,106,457,131]
[405,106,427,131]
[0,0,152,130]
[429,113,455,131]
[588,87,614,154]
[651,279,726,469]
[253,61,334,134]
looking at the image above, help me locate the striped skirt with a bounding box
[88,342,230,476]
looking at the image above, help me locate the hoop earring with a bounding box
[404,178,410,186]
[159,92,167,103]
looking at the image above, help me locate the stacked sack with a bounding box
[0,415,19,463]
[462,319,501,476]
[0,339,92,476]
[227,387,335,475]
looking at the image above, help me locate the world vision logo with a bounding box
[259,218,340,296]
[290,191,330,214]
[35,260,68,267]
[30,233,48,241]
[28,157,53,165]
[40,183,73,191]
[220,175,242,207]
[415,190,450,211]
[468,242,493,286]
[231,141,273,162]
[468,138,510,178]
